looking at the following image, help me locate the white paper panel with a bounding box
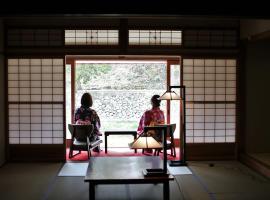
[19,74,30,80]
[226,129,235,135]
[31,124,42,130]
[205,116,215,122]
[42,108,52,115]
[20,131,30,137]
[205,74,215,80]
[53,95,64,101]
[194,116,204,122]
[42,138,52,144]
[226,74,236,80]
[53,88,63,94]
[226,123,235,129]
[216,116,225,122]
[194,66,204,73]
[42,116,53,123]
[204,59,215,66]
[9,116,19,123]
[8,59,18,65]
[8,81,19,87]
[42,74,53,80]
[42,95,52,101]
[194,137,204,143]
[53,117,63,123]
[205,88,215,94]
[31,65,42,73]
[42,123,52,130]
[53,138,63,144]
[31,138,42,144]
[53,59,63,65]
[194,88,204,94]
[20,116,30,123]
[8,73,19,80]
[186,95,193,101]
[31,59,41,65]
[53,131,63,137]
[186,137,193,143]
[226,67,236,73]
[205,109,215,115]
[194,59,204,66]
[42,59,52,66]
[20,66,30,73]
[31,131,42,137]
[53,108,63,115]
[194,81,204,87]
[226,108,235,115]
[216,95,225,101]
[194,95,204,101]
[9,124,20,131]
[31,73,41,80]
[215,137,225,143]
[183,67,193,73]
[20,124,30,130]
[9,66,18,73]
[42,88,52,94]
[205,130,215,136]
[194,109,204,115]
[186,116,193,122]
[226,81,236,87]
[8,88,19,94]
[42,131,52,137]
[186,123,193,129]
[20,88,30,94]
[226,137,235,142]
[226,116,235,122]
[53,73,63,80]
[205,66,215,73]
[205,123,215,129]
[9,131,19,137]
[216,74,225,80]
[19,59,29,65]
[9,138,19,144]
[53,81,63,87]
[194,123,204,129]
[53,124,63,130]
[20,108,30,115]
[20,138,31,144]
[216,81,225,87]
[194,74,204,80]
[183,74,193,80]
[205,137,215,142]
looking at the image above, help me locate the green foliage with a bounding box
[76,63,166,90]
[76,64,112,90]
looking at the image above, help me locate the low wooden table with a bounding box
[104,130,137,153]
[84,156,174,200]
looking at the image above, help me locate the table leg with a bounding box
[133,134,137,153]
[163,181,170,200]
[105,134,108,153]
[89,183,95,200]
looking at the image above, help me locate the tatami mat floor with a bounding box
[0,160,270,200]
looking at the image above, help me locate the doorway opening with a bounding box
[65,56,181,159]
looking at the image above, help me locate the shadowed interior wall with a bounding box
[0,19,5,166]
[245,39,270,153]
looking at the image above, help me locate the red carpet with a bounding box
[67,147,180,161]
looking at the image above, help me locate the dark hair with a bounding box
[81,92,93,107]
[151,95,161,107]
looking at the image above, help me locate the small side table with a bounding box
[104,130,137,153]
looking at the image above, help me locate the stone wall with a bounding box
[76,90,165,120]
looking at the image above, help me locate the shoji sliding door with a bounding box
[7,58,65,161]
[183,58,236,143]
